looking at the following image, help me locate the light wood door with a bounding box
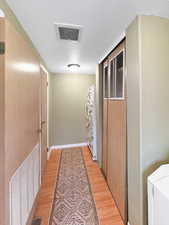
[106,40,127,223]
[5,19,42,225]
[107,100,127,222]
[40,66,48,176]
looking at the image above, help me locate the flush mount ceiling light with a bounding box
[67,63,81,72]
[67,64,80,68]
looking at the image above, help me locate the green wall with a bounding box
[49,73,95,146]
[126,16,142,225]
[126,15,169,225]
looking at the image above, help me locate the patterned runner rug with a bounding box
[49,148,99,225]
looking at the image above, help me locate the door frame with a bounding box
[39,64,49,182]
[0,16,5,225]
[101,40,128,224]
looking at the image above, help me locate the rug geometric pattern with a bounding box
[50,148,99,225]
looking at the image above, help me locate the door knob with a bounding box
[37,128,42,133]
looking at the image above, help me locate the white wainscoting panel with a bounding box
[9,143,40,225]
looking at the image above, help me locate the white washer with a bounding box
[148,164,169,225]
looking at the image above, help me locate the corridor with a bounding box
[1,1,169,225]
[34,147,124,225]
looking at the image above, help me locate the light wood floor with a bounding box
[34,147,124,225]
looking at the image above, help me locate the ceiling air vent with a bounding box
[55,23,82,42]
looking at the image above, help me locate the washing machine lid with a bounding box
[148,164,169,184]
[154,176,169,200]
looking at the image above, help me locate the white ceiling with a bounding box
[6,0,169,74]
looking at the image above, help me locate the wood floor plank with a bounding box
[82,146,124,225]
[33,147,124,225]
[34,150,61,225]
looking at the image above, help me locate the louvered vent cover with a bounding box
[55,24,82,41]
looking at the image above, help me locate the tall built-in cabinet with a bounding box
[102,41,127,224]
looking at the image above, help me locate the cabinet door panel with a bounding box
[110,59,116,98]
[103,65,109,98]
[107,100,127,223]
[116,51,124,98]
[109,41,125,99]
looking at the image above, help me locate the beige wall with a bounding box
[126,16,169,225]
[5,18,41,184]
[0,3,49,225]
[49,73,95,146]
[3,18,41,225]
[0,0,47,68]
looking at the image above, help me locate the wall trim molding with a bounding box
[50,142,88,150]
[98,32,125,63]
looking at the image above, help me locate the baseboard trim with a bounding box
[50,142,88,150]
[0,10,5,18]
[47,150,51,160]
